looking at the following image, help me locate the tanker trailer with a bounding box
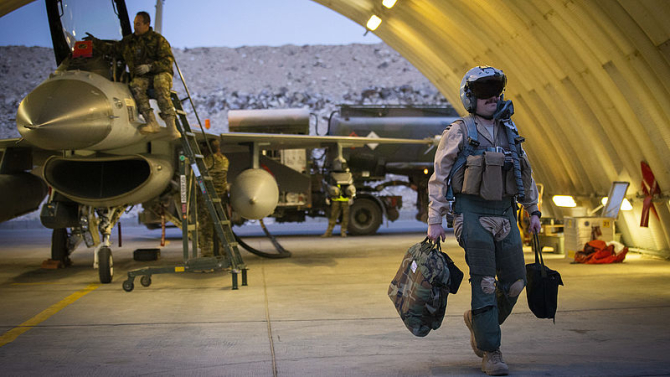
[327,105,459,224]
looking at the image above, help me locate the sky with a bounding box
[0,0,382,48]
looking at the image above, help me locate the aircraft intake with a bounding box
[230,168,279,220]
[0,173,48,223]
[43,154,173,208]
[16,75,113,150]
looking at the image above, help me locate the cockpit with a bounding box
[46,0,132,81]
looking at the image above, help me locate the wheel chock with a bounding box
[41,259,64,269]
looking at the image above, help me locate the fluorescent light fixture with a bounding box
[383,0,398,8]
[367,15,382,31]
[552,195,576,207]
[601,197,633,211]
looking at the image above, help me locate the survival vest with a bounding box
[445,115,529,202]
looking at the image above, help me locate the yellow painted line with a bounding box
[175,266,185,272]
[11,282,71,286]
[0,283,99,347]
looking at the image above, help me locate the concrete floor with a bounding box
[0,222,669,376]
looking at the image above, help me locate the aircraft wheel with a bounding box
[122,280,134,292]
[348,198,382,235]
[140,275,152,287]
[51,228,71,266]
[98,247,113,284]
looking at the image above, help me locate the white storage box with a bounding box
[564,217,615,258]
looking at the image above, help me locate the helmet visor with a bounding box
[468,76,506,99]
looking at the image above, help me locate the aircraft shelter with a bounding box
[1,0,669,257]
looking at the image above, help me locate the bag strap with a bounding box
[531,233,547,278]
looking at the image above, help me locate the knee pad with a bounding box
[481,276,496,294]
[508,279,525,297]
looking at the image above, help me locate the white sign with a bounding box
[366,131,379,150]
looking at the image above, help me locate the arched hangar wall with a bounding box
[314,0,670,255]
[1,1,668,254]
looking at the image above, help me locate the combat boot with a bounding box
[138,110,161,134]
[321,225,333,238]
[162,114,181,139]
[481,349,509,376]
[464,310,484,357]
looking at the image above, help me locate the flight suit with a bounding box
[427,116,539,352]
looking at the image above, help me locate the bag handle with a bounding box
[422,237,456,265]
[531,233,547,278]
[422,236,441,250]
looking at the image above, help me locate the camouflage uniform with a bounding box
[197,152,229,257]
[99,28,175,118]
[121,28,175,118]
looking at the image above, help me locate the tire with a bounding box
[348,198,382,235]
[51,228,70,265]
[140,275,152,287]
[98,247,113,284]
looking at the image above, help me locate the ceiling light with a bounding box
[552,195,576,207]
[601,197,633,211]
[383,0,398,8]
[367,15,382,31]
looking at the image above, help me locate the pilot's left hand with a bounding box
[135,64,152,75]
[529,214,541,234]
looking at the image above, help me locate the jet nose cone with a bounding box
[17,77,113,150]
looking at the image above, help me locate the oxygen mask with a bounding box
[493,100,515,121]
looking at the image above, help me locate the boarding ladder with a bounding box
[122,61,248,292]
[172,90,248,285]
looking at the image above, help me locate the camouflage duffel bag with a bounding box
[388,237,453,337]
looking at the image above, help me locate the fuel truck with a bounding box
[222,105,459,235]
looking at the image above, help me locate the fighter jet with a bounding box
[0,0,435,284]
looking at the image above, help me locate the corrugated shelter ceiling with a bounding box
[312,0,670,253]
[2,0,669,253]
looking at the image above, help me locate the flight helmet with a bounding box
[460,66,507,113]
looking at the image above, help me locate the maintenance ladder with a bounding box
[122,91,248,291]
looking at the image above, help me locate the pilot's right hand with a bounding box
[427,223,446,242]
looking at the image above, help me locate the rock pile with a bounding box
[1,43,448,137]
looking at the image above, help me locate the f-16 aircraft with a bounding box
[0,0,435,284]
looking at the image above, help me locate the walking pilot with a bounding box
[427,66,542,376]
